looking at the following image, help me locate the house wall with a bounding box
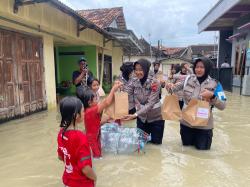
[0,1,104,108]
[0,1,108,48]
[56,46,97,95]
[43,35,57,109]
[231,14,250,95]
[182,48,192,60]
[161,58,190,75]
[218,30,233,66]
[100,47,123,80]
[231,14,250,68]
[123,56,157,63]
[112,47,123,77]
[0,1,124,107]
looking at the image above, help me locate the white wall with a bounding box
[43,35,56,108]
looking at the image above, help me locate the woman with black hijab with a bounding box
[124,59,165,144]
[118,61,135,114]
[166,57,226,150]
[119,62,134,82]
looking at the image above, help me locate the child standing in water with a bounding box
[77,81,122,158]
[87,78,101,102]
[57,97,96,187]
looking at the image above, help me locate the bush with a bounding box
[103,80,112,93]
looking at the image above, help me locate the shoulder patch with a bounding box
[151,82,158,92]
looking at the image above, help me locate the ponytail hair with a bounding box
[59,96,82,139]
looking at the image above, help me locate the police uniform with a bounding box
[152,70,165,99]
[173,74,226,149]
[126,73,165,144]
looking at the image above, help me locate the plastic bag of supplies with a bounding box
[101,122,151,154]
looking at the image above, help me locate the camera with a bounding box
[83,64,88,70]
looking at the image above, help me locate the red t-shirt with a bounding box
[57,129,94,187]
[84,105,101,134]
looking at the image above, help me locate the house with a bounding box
[198,0,250,95]
[157,44,217,75]
[123,37,166,63]
[78,7,143,85]
[180,44,218,61]
[159,46,192,75]
[0,1,132,122]
[161,47,186,57]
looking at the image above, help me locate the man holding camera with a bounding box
[72,57,93,88]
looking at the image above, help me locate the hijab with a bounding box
[153,61,160,74]
[120,62,134,81]
[134,59,151,85]
[193,57,212,84]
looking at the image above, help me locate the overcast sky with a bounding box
[60,0,219,47]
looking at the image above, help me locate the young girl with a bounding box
[87,78,101,102]
[77,81,122,158]
[57,97,97,187]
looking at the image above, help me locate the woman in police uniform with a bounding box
[166,57,226,150]
[124,59,165,144]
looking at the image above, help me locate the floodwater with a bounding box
[0,92,250,187]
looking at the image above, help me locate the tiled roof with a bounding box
[32,0,115,39]
[139,38,159,56]
[161,46,186,56]
[124,38,167,57]
[190,44,218,55]
[78,7,127,30]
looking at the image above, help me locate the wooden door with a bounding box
[0,28,46,123]
[16,33,46,115]
[0,30,19,122]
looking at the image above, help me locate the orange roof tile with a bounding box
[78,7,127,30]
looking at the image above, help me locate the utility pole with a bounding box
[157,40,160,60]
[149,33,152,60]
[214,31,219,68]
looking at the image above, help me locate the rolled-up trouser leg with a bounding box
[149,120,165,144]
[194,129,213,150]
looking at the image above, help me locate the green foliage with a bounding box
[102,80,112,93]
[113,74,118,81]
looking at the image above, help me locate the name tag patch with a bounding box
[197,108,209,119]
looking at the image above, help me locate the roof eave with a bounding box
[198,0,240,33]
[46,0,115,39]
[105,28,143,52]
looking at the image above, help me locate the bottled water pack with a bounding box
[101,123,151,154]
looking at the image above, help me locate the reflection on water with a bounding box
[0,92,250,187]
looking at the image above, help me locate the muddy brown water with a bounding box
[0,92,250,187]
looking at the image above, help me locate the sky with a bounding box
[60,0,219,47]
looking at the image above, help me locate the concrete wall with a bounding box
[112,47,123,77]
[0,0,108,48]
[231,14,250,95]
[100,47,124,79]
[56,46,97,95]
[43,35,56,109]
[123,55,175,75]
[0,0,124,106]
[123,56,158,63]
[231,14,250,68]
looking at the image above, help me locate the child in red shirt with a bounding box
[57,97,97,187]
[77,81,122,158]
